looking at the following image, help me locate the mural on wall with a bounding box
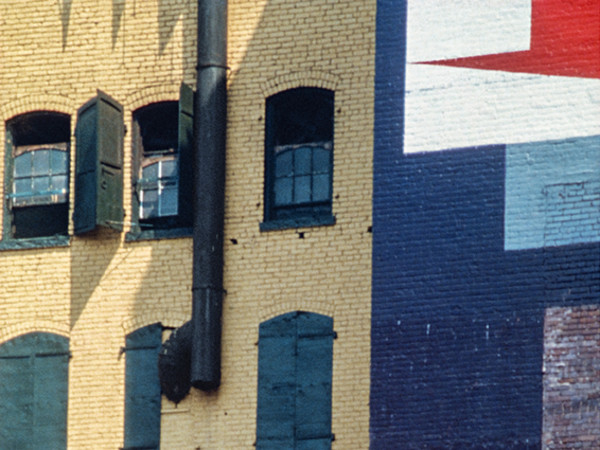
[372,0,600,447]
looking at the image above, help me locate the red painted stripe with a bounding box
[422,0,600,79]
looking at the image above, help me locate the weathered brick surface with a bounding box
[0,0,374,448]
[543,306,600,449]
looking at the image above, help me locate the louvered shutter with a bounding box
[74,90,124,234]
[124,324,162,450]
[177,82,194,228]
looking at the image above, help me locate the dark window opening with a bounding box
[134,102,179,228]
[5,112,70,239]
[130,85,193,236]
[264,88,334,227]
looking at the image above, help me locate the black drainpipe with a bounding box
[191,0,227,390]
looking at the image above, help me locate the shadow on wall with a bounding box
[58,0,73,49]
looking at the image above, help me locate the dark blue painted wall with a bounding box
[371,1,600,448]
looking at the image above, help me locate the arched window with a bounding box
[129,84,194,239]
[262,88,335,230]
[256,311,334,449]
[0,332,69,449]
[5,112,70,239]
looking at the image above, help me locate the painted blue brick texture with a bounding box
[373,2,600,447]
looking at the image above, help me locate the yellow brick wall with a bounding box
[0,0,374,448]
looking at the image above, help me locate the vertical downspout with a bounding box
[191,0,227,390]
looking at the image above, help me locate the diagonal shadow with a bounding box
[158,0,186,56]
[58,0,73,50]
[112,0,126,50]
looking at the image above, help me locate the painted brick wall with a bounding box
[0,0,375,448]
[372,0,600,448]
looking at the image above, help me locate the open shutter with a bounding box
[256,313,297,450]
[130,118,143,231]
[74,90,124,234]
[3,128,14,238]
[124,324,162,450]
[177,82,194,228]
[295,313,334,449]
[0,333,69,450]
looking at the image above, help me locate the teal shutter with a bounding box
[177,82,194,228]
[3,128,14,238]
[130,119,143,232]
[257,312,333,450]
[0,333,69,450]
[295,313,333,449]
[74,90,124,234]
[257,314,297,449]
[124,324,162,450]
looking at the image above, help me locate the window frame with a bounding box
[126,84,194,242]
[1,112,71,249]
[261,87,336,231]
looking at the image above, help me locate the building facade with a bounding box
[0,0,374,448]
[372,0,600,448]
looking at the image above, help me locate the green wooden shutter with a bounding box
[295,313,334,449]
[33,351,70,448]
[177,82,194,228]
[124,323,162,450]
[0,333,69,450]
[130,119,143,232]
[257,313,297,449]
[257,312,333,450]
[74,90,124,234]
[3,128,14,238]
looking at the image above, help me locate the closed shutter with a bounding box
[124,324,162,450]
[74,90,124,234]
[0,333,69,450]
[257,313,297,449]
[295,313,334,449]
[257,312,333,450]
[177,82,194,228]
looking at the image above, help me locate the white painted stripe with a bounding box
[406,0,531,62]
[404,64,600,154]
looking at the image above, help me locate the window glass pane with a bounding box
[294,175,311,204]
[140,188,158,219]
[50,150,67,175]
[51,175,68,192]
[313,147,330,174]
[14,178,32,194]
[160,159,178,179]
[274,178,293,206]
[160,184,178,216]
[295,147,312,175]
[32,150,50,176]
[33,176,51,193]
[313,174,331,202]
[275,150,293,178]
[14,153,32,178]
[142,163,159,181]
